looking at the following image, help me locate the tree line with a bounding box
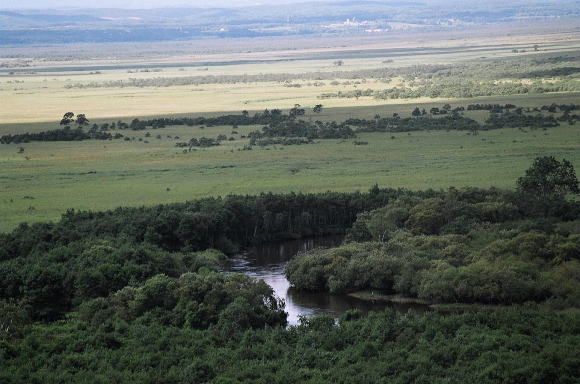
[62,53,580,93]
[2,304,578,383]
[320,78,580,101]
[0,126,114,144]
[2,103,577,145]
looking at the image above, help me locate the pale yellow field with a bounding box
[2,29,579,125]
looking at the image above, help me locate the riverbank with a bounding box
[348,290,507,312]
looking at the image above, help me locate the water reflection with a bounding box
[223,236,428,325]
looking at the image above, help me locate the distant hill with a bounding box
[0,0,578,45]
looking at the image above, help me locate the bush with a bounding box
[418,260,549,304]
[80,272,287,330]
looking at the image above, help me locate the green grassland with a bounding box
[1,29,580,232]
[1,96,579,232]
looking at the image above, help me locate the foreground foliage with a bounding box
[1,307,578,384]
[0,158,578,382]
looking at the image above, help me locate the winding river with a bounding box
[224,236,429,325]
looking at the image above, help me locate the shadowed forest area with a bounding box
[1,156,579,382]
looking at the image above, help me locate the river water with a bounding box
[223,236,428,325]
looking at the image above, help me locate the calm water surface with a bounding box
[224,236,429,325]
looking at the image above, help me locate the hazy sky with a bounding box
[0,0,328,9]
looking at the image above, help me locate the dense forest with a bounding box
[286,157,580,308]
[0,188,418,320]
[0,156,579,382]
[2,306,578,383]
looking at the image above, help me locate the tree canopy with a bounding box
[517,156,579,198]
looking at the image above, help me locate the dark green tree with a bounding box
[60,112,75,126]
[517,156,579,198]
[76,114,89,126]
[289,104,305,117]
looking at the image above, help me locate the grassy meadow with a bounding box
[1,96,579,232]
[1,29,580,231]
